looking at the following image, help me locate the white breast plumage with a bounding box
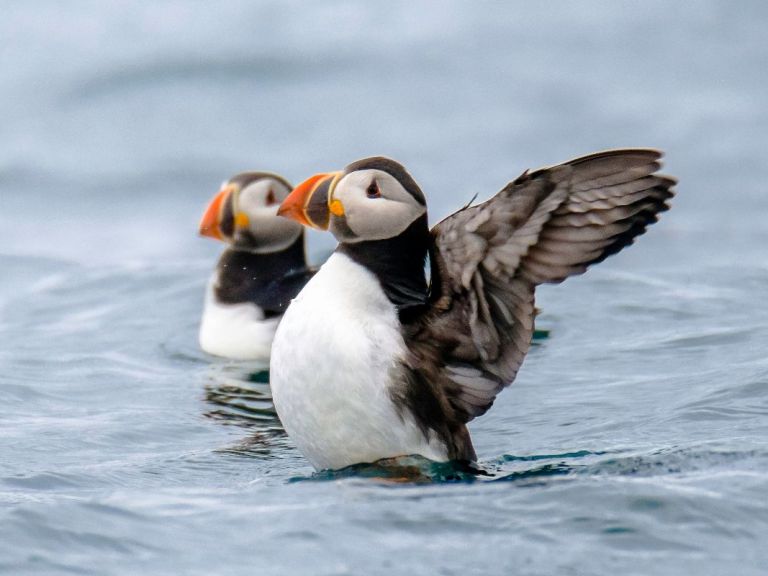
[269,252,447,470]
[199,272,280,361]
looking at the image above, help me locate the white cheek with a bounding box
[242,204,282,222]
[348,199,420,238]
[239,180,290,213]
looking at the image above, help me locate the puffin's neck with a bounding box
[215,234,308,309]
[337,215,430,316]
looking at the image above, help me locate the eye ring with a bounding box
[366,181,381,199]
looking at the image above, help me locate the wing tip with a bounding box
[570,147,664,162]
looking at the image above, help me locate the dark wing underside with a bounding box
[403,149,676,430]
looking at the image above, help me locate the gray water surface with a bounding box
[2,2,768,575]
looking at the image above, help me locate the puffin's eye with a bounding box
[265,189,277,206]
[366,181,381,199]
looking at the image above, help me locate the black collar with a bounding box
[214,235,313,317]
[337,215,430,320]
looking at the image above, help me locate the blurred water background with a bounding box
[1,1,768,574]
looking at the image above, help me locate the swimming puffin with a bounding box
[271,150,675,471]
[198,172,314,361]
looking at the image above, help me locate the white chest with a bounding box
[199,273,280,361]
[270,253,446,470]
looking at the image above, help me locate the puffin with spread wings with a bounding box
[271,150,675,471]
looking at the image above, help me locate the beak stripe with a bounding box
[219,190,236,237]
[278,171,341,230]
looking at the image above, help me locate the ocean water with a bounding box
[2,2,768,574]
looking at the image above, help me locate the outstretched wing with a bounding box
[405,149,676,424]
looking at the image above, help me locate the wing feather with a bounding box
[405,149,675,426]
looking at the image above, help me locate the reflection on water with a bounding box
[203,364,288,458]
[287,449,594,484]
[296,450,596,485]
[291,444,768,488]
[293,455,491,484]
[204,367,275,427]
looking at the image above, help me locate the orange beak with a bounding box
[199,187,232,240]
[278,172,340,230]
